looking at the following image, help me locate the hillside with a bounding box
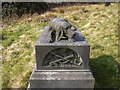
[2,3,119,88]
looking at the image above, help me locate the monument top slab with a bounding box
[36,26,90,46]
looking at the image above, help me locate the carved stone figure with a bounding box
[30,17,95,88]
[48,17,77,43]
[42,48,82,67]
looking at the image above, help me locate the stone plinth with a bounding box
[29,66,95,88]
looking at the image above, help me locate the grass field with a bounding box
[2,3,119,88]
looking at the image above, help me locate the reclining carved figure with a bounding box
[48,17,77,43]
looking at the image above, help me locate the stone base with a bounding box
[29,66,95,88]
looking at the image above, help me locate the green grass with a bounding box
[72,15,79,20]
[90,55,118,88]
[2,3,119,88]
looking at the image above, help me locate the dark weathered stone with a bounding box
[35,26,90,70]
[29,65,95,88]
[29,18,95,89]
[42,48,83,67]
[48,17,77,43]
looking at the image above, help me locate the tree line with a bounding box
[2,2,111,19]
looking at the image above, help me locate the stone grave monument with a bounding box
[29,17,95,88]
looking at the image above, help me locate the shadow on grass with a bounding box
[89,55,119,88]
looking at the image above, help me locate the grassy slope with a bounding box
[2,3,119,88]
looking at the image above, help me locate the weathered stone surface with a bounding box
[29,66,95,88]
[48,17,77,43]
[29,18,95,88]
[37,26,87,45]
[35,26,90,70]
